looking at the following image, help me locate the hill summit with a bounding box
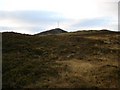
[36,28,67,35]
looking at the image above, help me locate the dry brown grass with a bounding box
[2,31,120,88]
[52,58,119,88]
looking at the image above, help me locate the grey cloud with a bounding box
[71,17,111,28]
[0,10,70,33]
[0,11,68,24]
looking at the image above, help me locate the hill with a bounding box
[35,28,67,35]
[2,30,120,88]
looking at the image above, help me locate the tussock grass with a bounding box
[2,31,120,88]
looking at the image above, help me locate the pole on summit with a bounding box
[57,21,59,28]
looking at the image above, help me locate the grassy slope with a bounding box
[2,31,120,88]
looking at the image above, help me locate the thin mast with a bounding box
[57,21,59,28]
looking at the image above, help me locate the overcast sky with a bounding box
[0,0,119,34]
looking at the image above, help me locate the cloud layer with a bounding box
[0,0,118,34]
